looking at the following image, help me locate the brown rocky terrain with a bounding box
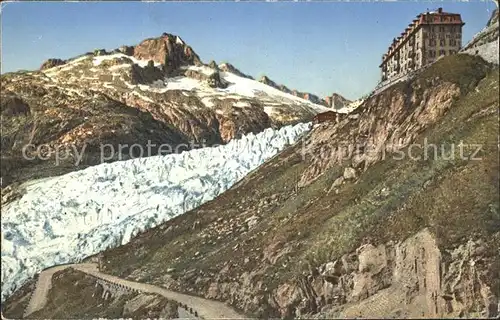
[1,32,327,188]
[6,53,496,318]
[94,54,498,319]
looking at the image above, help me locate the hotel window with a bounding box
[429,50,436,57]
[450,39,456,46]
[439,50,446,56]
[439,26,445,32]
[440,39,445,46]
[429,39,436,46]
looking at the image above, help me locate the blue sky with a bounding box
[1,1,496,100]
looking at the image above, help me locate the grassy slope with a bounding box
[96,56,499,316]
[0,54,482,318]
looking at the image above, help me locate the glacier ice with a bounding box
[1,122,311,301]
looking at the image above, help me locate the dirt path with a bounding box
[73,263,244,319]
[22,265,70,317]
[21,263,244,319]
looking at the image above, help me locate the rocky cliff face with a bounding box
[274,229,499,318]
[133,33,202,74]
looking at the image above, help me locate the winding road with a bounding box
[21,263,244,319]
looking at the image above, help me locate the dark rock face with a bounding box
[184,68,228,89]
[133,33,202,73]
[487,8,498,27]
[40,58,66,70]
[303,93,323,104]
[207,72,228,88]
[129,63,165,85]
[259,75,281,89]
[93,49,108,56]
[208,60,219,70]
[118,45,135,56]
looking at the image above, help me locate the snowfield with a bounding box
[1,122,311,301]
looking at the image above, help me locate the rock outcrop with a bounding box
[133,33,201,74]
[325,93,352,110]
[266,228,499,318]
[40,58,66,70]
[218,62,254,79]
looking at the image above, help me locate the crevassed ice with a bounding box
[1,122,311,301]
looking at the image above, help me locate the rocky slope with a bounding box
[96,54,498,319]
[1,32,328,187]
[6,53,496,318]
[461,8,499,64]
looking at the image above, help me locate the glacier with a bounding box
[1,122,311,301]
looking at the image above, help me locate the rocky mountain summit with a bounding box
[1,32,329,187]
